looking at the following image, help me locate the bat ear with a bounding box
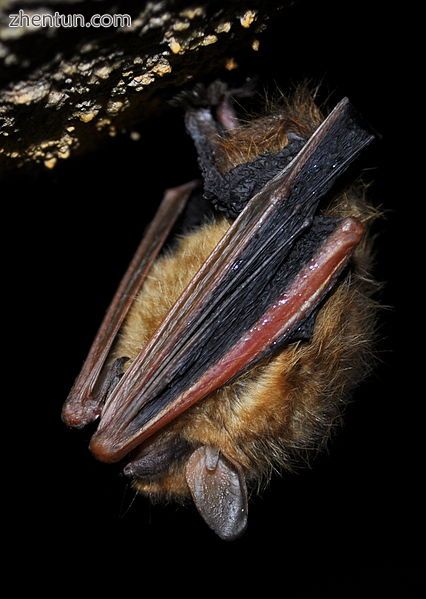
[185,446,248,540]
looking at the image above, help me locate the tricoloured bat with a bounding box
[62,83,377,540]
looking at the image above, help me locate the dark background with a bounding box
[4,0,422,594]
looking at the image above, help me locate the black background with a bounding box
[3,0,422,594]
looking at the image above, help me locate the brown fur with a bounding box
[114,92,378,501]
[216,87,323,170]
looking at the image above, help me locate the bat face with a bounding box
[63,84,377,539]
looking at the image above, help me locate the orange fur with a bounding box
[216,87,323,169]
[114,220,230,363]
[114,93,378,501]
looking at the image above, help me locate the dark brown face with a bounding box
[62,91,375,539]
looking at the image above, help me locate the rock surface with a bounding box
[0,0,289,170]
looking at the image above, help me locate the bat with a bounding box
[62,83,377,540]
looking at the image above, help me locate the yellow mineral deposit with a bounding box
[215,22,232,34]
[240,10,257,29]
[169,39,182,54]
[201,35,218,46]
[225,58,238,71]
[252,39,260,51]
[44,157,57,169]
